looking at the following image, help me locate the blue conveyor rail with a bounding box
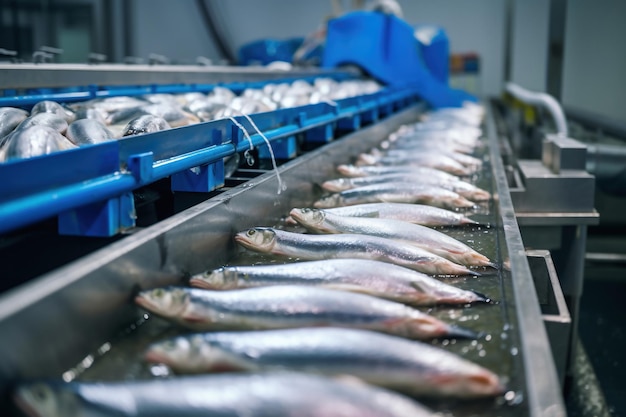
[0,81,419,236]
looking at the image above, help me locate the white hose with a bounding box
[505,82,568,137]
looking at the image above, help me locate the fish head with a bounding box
[14,381,76,417]
[189,267,238,290]
[234,228,277,253]
[288,208,326,230]
[135,287,190,318]
[336,164,364,177]
[321,179,351,192]
[145,335,252,373]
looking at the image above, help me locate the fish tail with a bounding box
[445,325,480,340]
[469,290,496,304]
[460,217,479,225]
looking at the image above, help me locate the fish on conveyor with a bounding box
[380,137,474,155]
[66,119,115,146]
[189,259,489,305]
[322,175,491,201]
[381,147,483,169]
[290,209,493,268]
[356,152,474,176]
[139,104,201,127]
[122,115,171,137]
[30,100,75,123]
[321,203,477,226]
[3,125,75,161]
[145,328,503,398]
[235,227,478,276]
[135,285,476,339]
[314,183,475,210]
[14,373,435,417]
[0,107,29,140]
[16,113,69,135]
[73,107,107,124]
[337,164,460,182]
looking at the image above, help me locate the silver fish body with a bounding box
[190,259,487,305]
[322,175,490,201]
[357,152,472,176]
[382,148,482,168]
[321,202,476,226]
[74,107,107,124]
[235,227,477,276]
[336,164,459,181]
[135,285,474,339]
[314,183,475,210]
[0,107,29,140]
[122,115,171,137]
[30,100,75,123]
[139,104,200,127]
[290,209,492,267]
[14,373,435,417]
[4,125,75,161]
[66,119,115,146]
[16,113,69,135]
[146,328,503,398]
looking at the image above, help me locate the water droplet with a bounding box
[143,313,150,320]
[485,334,492,341]
[441,339,450,346]
[510,347,519,356]
[470,340,478,347]
[150,364,171,377]
[62,370,76,382]
[478,349,486,357]
[504,391,515,401]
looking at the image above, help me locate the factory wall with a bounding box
[561,0,626,121]
[131,0,507,96]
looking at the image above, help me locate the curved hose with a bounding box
[505,82,568,137]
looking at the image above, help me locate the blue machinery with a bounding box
[0,65,420,237]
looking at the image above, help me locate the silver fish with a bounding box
[290,209,493,268]
[382,148,482,168]
[4,125,75,161]
[146,328,503,398]
[190,259,488,305]
[320,203,477,226]
[14,373,435,417]
[322,175,491,201]
[185,99,229,122]
[122,115,171,137]
[380,137,473,154]
[16,113,69,135]
[66,119,115,146]
[336,164,460,182]
[235,227,478,276]
[356,152,473,176]
[74,107,107,124]
[135,285,476,339]
[314,184,475,210]
[0,107,28,140]
[30,100,75,123]
[139,104,200,127]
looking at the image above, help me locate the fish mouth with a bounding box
[189,277,214,290]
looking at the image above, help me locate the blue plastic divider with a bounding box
[0,81,420,236]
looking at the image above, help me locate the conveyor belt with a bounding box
[0,104,564,416]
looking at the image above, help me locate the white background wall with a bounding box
[561,0,626,121]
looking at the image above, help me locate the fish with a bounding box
[190,259,489,305]
[16,113,69,135]
[122,115,171,137]
[322,175,491,201]
[0,107,29,140]
[139,104,201,127]
[313,184,475,210]
[235,227,478,276]
[290,209,493,268]
[382,148,482,169]
[145,328,503,398]
[30,100,75,123]
[185,99,229,122]
[14,373,435,417]
[356,152,473,176]
[73,107,107,124]
[135,285,476,339]
[336,164,460,182]
[320,203,477,226]
[4,125,75,161]
[66,119,115,146]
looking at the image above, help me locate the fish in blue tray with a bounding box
[190,259,489,306]
[135,285,477,340]
[66,119,115,146]
[235,227,479,276]
[122,115,171,137]
[14,373,436,417]
[145,328,504,398]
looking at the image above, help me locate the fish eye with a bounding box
[32,385,48,401]
[247,229,256,237]
[154,288,164,297]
